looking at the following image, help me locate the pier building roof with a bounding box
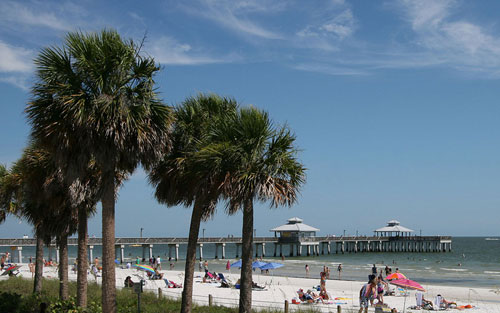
[374,220,414,233]
[270,217,320,232]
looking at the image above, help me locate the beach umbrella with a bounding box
[385,272,406,280]
[230,260,242,268]
[252,261,267,269]
[1,265,20,276]
[133,264,155,273]
[259,262,284,270]
[389,278,425,291]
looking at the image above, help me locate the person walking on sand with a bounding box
[226,260,231,272]
[305,264,310,277]
[337,264,342,279]
[359,277,377,313]
[156,256,161,270]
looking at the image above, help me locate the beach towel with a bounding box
[416,292,423,306]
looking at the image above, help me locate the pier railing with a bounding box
[0,235,452,247]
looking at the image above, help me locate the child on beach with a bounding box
[359,278,378,313]
[337,264,342,279]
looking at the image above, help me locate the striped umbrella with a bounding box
[385,272,407,280]
[133,264,155,273]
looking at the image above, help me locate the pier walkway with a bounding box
[0,235,452,264]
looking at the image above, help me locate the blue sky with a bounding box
[1,0,500,238]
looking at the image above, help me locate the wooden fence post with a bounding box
[209,294,213,307]
[337,305,342,313]
[158,288,162,299]
[284,300,289,313]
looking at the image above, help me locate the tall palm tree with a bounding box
[26,29,173,312]
[193,107,306,313]
[6,145,79,297]
[0,164,12,223]
[149,94,237,313]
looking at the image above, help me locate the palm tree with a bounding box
[148,94,237,313]
[5,145,79,297]
[193,107,306,313]
[26,29,173,312]
[0,164,11,223]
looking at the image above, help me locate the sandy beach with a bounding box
[3,264,500,312]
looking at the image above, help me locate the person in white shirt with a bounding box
[156,256,161,270]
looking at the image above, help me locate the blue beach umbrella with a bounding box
[260,262,284,270]
[230,260,242,268]
[252,261,267,269]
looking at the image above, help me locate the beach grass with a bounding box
[0,277,338,313]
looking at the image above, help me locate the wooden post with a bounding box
[208,294,213,307]
[158,288,162,299]
[284,300,289,313]
[337,305,342,313]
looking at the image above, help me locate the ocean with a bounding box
[5,237,500,288]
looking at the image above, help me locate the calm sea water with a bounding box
[5,237,500,288]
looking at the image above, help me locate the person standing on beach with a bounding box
[199,260,203,272]
[305,264,310,277]
[156,256,161,270]
[320,271,327,293]
[337,264,342,279]
[204,260,208,272]
[372,264,377,277]
[29,261,35,279]
[358,278,377,313]
[226,260,231,272]
[326,267,330,279]
[94,257,99,271]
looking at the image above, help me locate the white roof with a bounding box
[270,217,319,232]
[375,225,414,233]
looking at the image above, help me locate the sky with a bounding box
[1,0,500,238]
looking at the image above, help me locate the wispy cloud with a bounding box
[0,1,74,31]
[394,0,500,76]
[149,36,239,65]
[293,63,369,76]
[0,41,33,73]
[181,0,284,40]
[295,1,356,52]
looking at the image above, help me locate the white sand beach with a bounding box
[3,264,500,312]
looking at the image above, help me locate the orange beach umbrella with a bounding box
[385,272,406,280]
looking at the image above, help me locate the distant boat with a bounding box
[485,238,499,241]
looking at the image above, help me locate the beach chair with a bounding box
[164,278,182,288]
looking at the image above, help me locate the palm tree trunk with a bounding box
[101,178,116,313]
[181,202,203,313]
[77,205,89,307]
[58,233,69,300]
[33,235,44,294]
[239,198,254,313]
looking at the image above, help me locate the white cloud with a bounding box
[295,6,356,52]
[0,75,30,91]
[395,0,500,75]
[293,63,369,76]
[149,36,238,65]
[182,0,283,39]
[0,1,73,31]
[0,41,33,73]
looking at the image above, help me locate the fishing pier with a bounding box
[0,218,451,263]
